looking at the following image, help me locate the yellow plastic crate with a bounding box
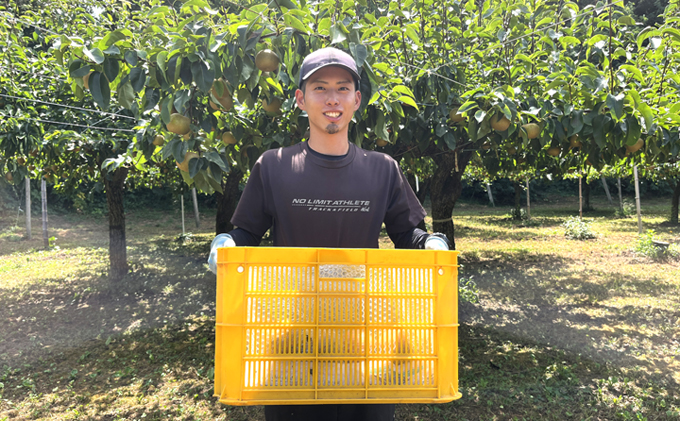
[215,247,461,405]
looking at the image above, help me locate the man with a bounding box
[208,47,450,421]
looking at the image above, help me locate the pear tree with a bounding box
[0,1,169,279]
[53,0,418,236]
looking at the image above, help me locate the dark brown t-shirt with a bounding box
[231,141,425,248]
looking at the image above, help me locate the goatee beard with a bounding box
[325,124,339,134]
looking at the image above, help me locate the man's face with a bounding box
[295,66,361,136]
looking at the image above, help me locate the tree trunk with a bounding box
[583,179,592,211]
[216,168,244,234]
[671,178,680,224]
[513,181,522,219]
[430,150,473,250]
[104,167,129,280]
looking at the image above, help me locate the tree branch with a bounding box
[656,42,670,107]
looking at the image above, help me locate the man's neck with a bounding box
[307,131,350,156]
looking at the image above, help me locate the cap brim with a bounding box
[300,63,361,86]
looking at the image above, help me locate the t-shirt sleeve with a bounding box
[230,156,273,238]
[228,227,263,246]
[383,159,427,236]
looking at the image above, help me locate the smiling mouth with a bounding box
[324,112,341,118]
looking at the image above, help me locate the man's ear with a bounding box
[353,90,362,111]
[295,89,305,110]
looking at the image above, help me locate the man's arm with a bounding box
[389,227,453,250]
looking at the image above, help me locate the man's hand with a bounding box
[424,232,452,250]
[208,233,236,274]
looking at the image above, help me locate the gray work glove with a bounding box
[208,233,236,274]
[424,232,452,250]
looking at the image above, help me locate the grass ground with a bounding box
[0,195,678,420]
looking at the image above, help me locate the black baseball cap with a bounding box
[298,47,361,88]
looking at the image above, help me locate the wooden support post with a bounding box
[486,183,495,207]
[601,175,613,205]
[579,177,583,219]
[634,166,642,234]
[25,176,31,240]
[525,179,531,220]
[617,177,624,215]
[191,187,200,228]
[181,194,185,235]
[41,179,48,249]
